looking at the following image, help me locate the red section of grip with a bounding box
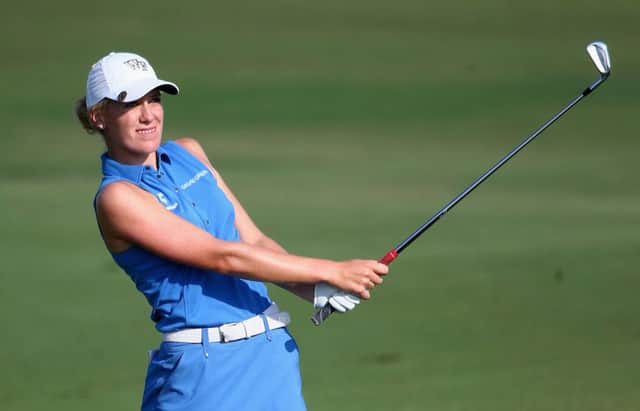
[379,249,399,265]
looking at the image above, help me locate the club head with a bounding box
[586,41,611,77]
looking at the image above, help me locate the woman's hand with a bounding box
[324,259,389,299]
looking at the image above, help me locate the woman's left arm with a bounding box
[176,137,314,302]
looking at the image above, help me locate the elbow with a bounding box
[209,242,246,274]
[213,255,235,274]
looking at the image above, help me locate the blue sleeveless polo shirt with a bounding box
[96,141,272,332]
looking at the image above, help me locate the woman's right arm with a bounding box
[95,181,388,299]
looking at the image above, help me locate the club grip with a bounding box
[310,249,398,326]
[379,249,399,265]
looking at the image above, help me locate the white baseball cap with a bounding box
[85,52,179,109]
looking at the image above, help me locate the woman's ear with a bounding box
[90,107,105,130]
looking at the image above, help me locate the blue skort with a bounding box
[142,328,307,411]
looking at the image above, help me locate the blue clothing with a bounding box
[95,141,306,410]
[96,141,271,331]
[143,329,306,411]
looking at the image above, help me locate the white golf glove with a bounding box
[313,283,360,313]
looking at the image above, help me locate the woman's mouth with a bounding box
[137,126,156,135]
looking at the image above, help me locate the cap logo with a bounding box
[117,91,128,101]
[123,58,149,71]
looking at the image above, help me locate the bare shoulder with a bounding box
[175,137,206,159]
[174,137,217,172]
[96,180,147,216]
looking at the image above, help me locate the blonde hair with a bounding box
[74,97,108,135]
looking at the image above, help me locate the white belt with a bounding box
[163,303,290,344]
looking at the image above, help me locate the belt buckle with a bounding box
[219,322,248,343]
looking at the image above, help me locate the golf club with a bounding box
[312,41,611,326]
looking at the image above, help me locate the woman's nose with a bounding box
[139,102,153,122]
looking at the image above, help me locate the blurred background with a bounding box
[1,0,639,410]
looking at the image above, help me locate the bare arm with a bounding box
[245,237,315,302]
[96,155,387,298]
[246,236,315,302]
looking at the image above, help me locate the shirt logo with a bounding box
[180,169,209,190]
[156,192,178,211]
[123,59,149,71]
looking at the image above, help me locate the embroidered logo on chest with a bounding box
[180,169,209,191]
[155,192,178,211]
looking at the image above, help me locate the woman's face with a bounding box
[95,89,164,164]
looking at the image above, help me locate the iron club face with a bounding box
[587,41,611,76]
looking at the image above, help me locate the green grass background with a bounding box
[1,0,639,410]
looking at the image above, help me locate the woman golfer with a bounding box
[75,51,388,411]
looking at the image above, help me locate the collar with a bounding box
[101,143,173,184]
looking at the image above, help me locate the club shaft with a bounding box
[393,75,607,255]
[311,75,608,326]
[398,99,577,251]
